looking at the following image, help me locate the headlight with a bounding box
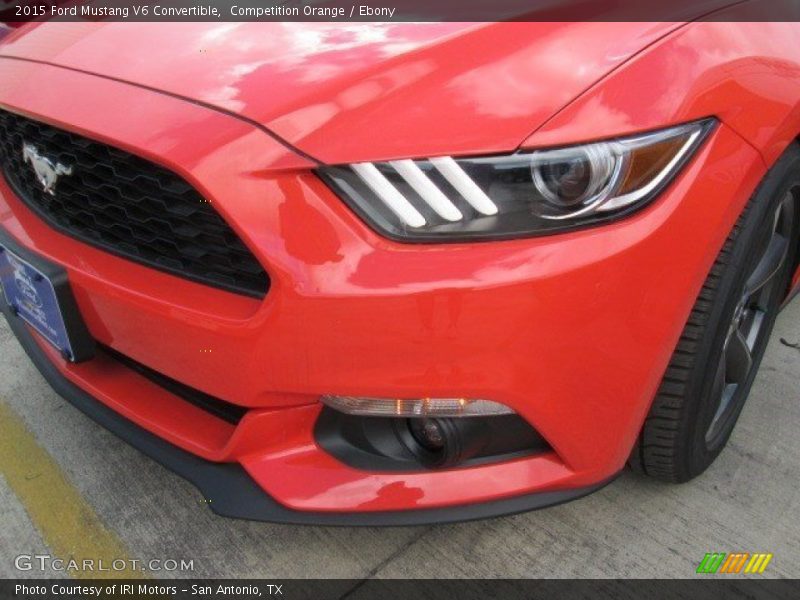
[317,118,715,242]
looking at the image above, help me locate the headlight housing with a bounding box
[317,119,715,242]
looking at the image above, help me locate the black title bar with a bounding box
[1,0,800,23]
[3,579,800,600]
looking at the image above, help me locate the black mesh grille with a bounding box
[0,110,269,297]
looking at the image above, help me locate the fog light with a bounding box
[401,417,489,468]
[320,395,514,418]
[315,406,551,472]
[408,418,446,451]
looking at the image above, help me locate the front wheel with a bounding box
[631,144,800,482]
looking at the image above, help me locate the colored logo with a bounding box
[7,254,43,308]
[697,552,773,574]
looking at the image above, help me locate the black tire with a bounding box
[631,144,800,482]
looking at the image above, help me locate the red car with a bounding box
[1,15,799,525]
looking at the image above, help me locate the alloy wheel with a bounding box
[705,190,797,446]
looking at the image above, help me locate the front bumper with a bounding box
[1,299,616,525]
[0,57,769,521]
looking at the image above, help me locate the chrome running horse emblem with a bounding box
[22,143,73,196]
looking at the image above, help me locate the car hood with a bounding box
[1,21,684,164]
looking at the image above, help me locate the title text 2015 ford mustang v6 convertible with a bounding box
[1,13,800,525]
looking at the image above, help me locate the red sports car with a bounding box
[1,14,799,524]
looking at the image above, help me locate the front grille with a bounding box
[0,110,269,297]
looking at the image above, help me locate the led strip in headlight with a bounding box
[318,119,716,242]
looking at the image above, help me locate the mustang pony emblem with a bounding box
[22,143,73,196]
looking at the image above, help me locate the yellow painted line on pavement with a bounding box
[0,400,142,579]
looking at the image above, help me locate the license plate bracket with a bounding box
[0,229,94,363]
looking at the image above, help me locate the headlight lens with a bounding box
[317,119,715,241]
